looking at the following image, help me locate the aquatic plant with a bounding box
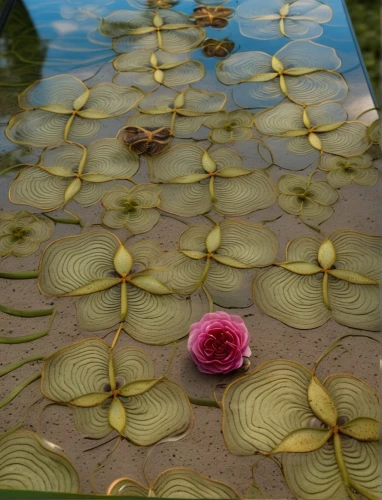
[191,5,234,28]
[222,341,380,499]
[9,140,139,211]
[253,230,381,330]
[107,468,239,498]
[0,211,54,257]
[237,0,332,40]
[0,430,79,492]
[277,172,338,225]
[125,88,226,137]
[120,126,171,155]
[127,0,179,8]
[100,9,205,53]
[203,110,253,144]
[41,338,192,440]
[216,41,347,107]
[155,219,278,307]
[6,75,143,147]
[148,144,276,216]
[38,231,207,343]
[202,38,235,58]
[319,153,378,188]
[255,102,370,157]
[113,50,205,91]
[101,183,161,234]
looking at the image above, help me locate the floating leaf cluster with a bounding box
[0,211,54,258]
[191,5,234,28]
[237,0,332,40]
[222,356,380,499]
[202,38,235,58]
[254,231,381,330]
[217,41,347,107]
[120,126,171,155]
[41,338,192,441]
[319,153,378,188]
[148,144,276,216]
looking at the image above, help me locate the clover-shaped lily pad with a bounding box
[100,9,205,54]
[108,468,239,498]
[6,75,143,147]
[119,126,171,155]
[367,119,380,145]
[255,102,370,158]
[127,0,179,9]
[155,220,278,307]
[148,144,276,216]
[125,88,226,138]
[237,0,332,40]
[319,153,378,188]
[38,231,207,343]
[202,38,235,58]
[222,359,380,499]
[101,184,161,234]
[0,211,54,258]
[113,50,205,92]
[9,140,139,211]
[203,110,253,144]
[253,230,381,330]
[216,41,347,108]
[191,5,234,28]
[277,173,338,225]
[0,430,79,492]
[41,338,192,441]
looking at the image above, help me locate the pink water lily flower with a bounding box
[188,312,251,374]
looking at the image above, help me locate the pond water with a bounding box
[0,0,380,498]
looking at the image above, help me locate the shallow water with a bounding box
[0,0,380,497]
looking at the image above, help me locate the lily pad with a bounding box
[125,88,226,138]
[202,38,235,58]
[191,6,234,28]
[113,50,205,91]
[99,9,205,54]
[319,153,378,188]
[6,75,144,147]
[216,41,347,107]
[9,140,139,211]
[0,211,54,258]
[119,126,171,155]
[127,0,179,9]
[0,430,79,492]
[101,183,161,234]
[255,102,370,157]
[148,143,276,216]
[277,173,338,225]
[41,338,192,440]
[222,358,380,499]
[38,231,207,343]
[253,230,381,330]
[155,219,278,307]
[108,468,239,498]
[203,110,253,144]
[237,0,332,40]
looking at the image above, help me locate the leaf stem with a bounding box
[0,304,54,317]
[0,270,39,279]
[188,396,221,408]
[42,210,84,227]
[333,433,349,486]
[0,355,44,377]
[0,308,57,343]
[201,284,214,313]
[0,373,41,409]
[0,163,24,177]
[159,211,190,225]
[111,323,124,349]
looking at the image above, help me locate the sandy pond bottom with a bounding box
[0,0,381,497]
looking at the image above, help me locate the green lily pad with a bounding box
[6,75,143,147]
[203,110,253,144]
[101,183,161,234]
[38,231,208,343]
[277,173,338,225]
[41,338,192,441]
[108,468,239,498]
[237,0,332,41]
[9,140,139,211]
[0,430,79,492]
[255,102,370,157]
[319,153,378,188]
[217,40,347,107]
[253,230,381,330]
[148,144,276,216]
[0,211,54,258]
